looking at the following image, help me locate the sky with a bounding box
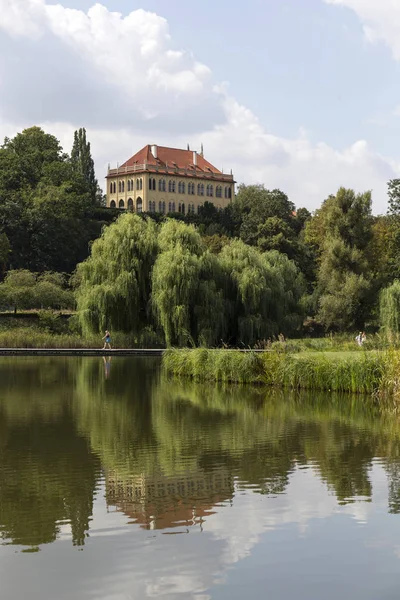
[1,1,400,213]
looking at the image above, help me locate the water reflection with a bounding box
[2,357,400,597]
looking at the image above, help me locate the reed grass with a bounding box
[163,348,393,395]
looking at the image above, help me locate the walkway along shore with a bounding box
[0,348,269,357]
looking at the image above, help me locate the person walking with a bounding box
[102,330,112,350]
[355,332,362,347]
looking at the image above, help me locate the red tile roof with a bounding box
[120,145,222,174]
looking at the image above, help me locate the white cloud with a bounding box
[0,0,396,212]
[325,0,400,61]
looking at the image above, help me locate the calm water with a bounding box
[2,358,400,599]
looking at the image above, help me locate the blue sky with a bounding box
[0,0,399,212]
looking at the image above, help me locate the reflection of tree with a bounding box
[74,365,400,528]
[0,358,100,547]
[4,356,400,546]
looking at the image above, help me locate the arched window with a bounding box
[168,201,172,213]
[162,201,166,214]
[168,180,176,193]
[131,180,134,191]
[225,186,232,199]
[207,184,213,197]
[172,201,175,212]
[128,198,134,212]
[127,180,131,192]
[136,179,140,191]
[114,183,117,194]
[110,200,116,208]
[159,179,166,192]
[197,204,202,214]
[181,202,185,215]
[118,181,122,193]
[119,199,125,209]
[216,185,222,198]
[189,183,195,195]
[110,182,113,194]
[178,181,186,194]
[197,183,204,196]
[149,177,156,191]
[122,181,125,193]
[136,197,143,213]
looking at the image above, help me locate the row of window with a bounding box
[109,179,143,194]
[110,179,232,198]
[147,201,197,215]
[111,198,208,214]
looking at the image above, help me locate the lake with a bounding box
[1,356,400,599]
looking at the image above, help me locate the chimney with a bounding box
[193,150,197,166]
[151,144,158,159]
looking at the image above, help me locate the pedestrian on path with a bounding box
[102,330,112,350]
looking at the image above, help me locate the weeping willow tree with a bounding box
[265,250,306,334]
[219,240,305,345]
[75,213,158,336]
[380,280,400,340]
[152,220,229,346]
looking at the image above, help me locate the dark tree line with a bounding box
[0,126,113,274]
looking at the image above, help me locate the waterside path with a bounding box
[0,348,268,357]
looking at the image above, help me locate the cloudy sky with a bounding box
[1,0,400,212]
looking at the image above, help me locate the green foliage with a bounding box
[75,216,305,347]
[163,347,388,394]
[219,240,305,343]
[0,127,103,273]
[76,213,158,336]
[70,128,99,206]
[0,269,73,313]
[152,220,228,346]
[380,280,400,339]
[316,188,374,330]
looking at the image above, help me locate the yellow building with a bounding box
[106,144,235,214]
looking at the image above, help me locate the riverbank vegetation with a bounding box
[162,347,398,397]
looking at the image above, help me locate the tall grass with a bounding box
[163,348,392,395]
[0,327,140,349]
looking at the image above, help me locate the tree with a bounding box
[0,233,10,278]
[71,128,99,206]
[75,213,158,336]
[0,269,73,313]
[380,280,400,339]
[219,240,305,344]
[234,185,296,247]
[0,127,104,273]
[1,127,64,189]
[152,220,228,346]
[316,188,374,331]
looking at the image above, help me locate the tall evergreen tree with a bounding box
[316,188,373,331]
[71,128,98,206]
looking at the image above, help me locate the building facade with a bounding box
[106,144,235,214]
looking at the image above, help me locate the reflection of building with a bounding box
[106,144,235,213]
[106,467,234,530]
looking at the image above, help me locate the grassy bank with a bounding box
[163,348,393,395]
[0,327,142,349]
